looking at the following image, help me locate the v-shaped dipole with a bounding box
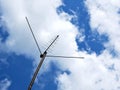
[25,17,84,90]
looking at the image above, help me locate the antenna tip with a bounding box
[57,35,59,37]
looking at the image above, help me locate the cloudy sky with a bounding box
[0,0,120,90]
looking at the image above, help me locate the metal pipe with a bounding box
[28,52,47,90]
[45,35,59,52]
[46,55,84,59]
[25,17,42,54]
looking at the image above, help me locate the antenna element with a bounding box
[46,55,84,59]
[45,35,59,52]
[25,17,42,54]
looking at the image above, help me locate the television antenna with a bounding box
[25,17,84,90]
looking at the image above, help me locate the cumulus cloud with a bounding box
[85,0,120,55]
[56,0,120,90]
[57,52,120,90]
[1,0,120,90]
[1,0,78,57]
[0,78,11,90]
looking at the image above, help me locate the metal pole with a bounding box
[45,35,59,52]
[28,52,47,90]
[25,17,42,54]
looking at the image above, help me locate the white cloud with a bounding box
[1,0,78,57]
[85,0,120,54]
[56,0,120,90]
[1,0,120,90]
[0,78,11,90]
[57,51,120,90]
[0,0,79,70]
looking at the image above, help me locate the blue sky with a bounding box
[0,0,120,90]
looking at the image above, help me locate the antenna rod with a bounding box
[25,17,42,54]
[28,52,47,90]
[46,55,84,59]
[45,35,59,52]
